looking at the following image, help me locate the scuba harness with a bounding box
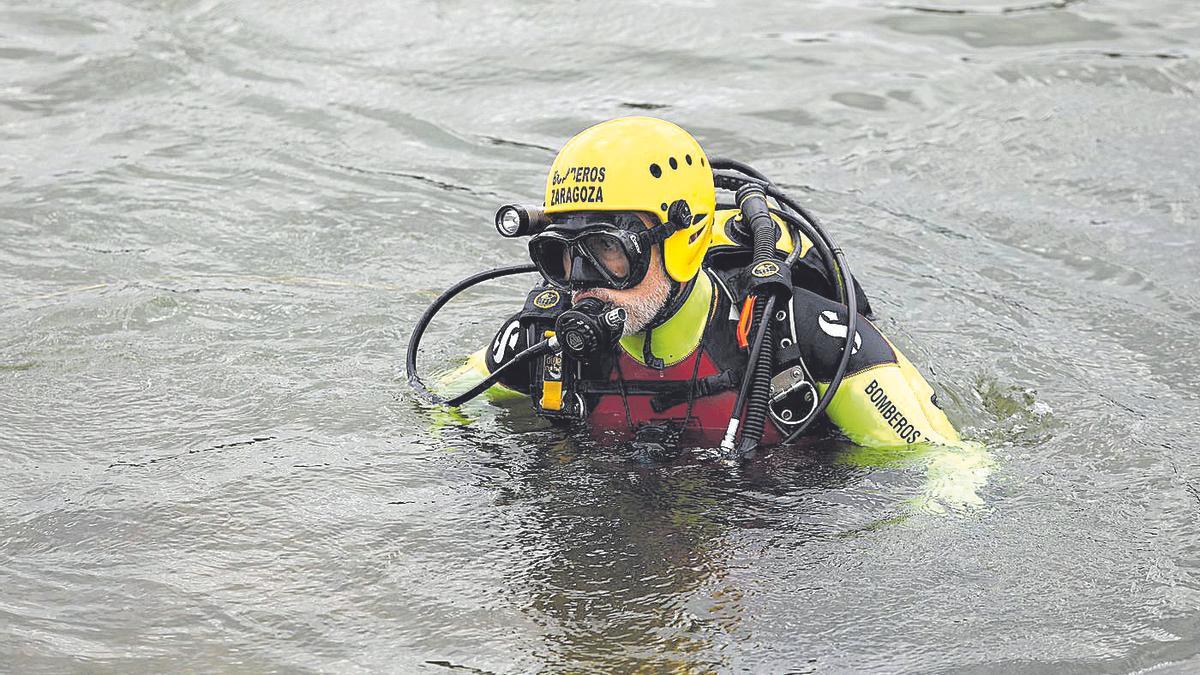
[405,158,861,462]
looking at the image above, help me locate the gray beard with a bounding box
[572,274,672,336]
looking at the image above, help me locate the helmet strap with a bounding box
[638,200,700,336]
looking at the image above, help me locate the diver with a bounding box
[409,116,963,460]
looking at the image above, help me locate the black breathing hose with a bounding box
[734,184,781,457]
[738,303,775,454]
[768,207,843,303]
[782,249,857,445]
[438,338,555,407]
[710,157,770,182]
[765,186,850,303]
[406,263,541,406]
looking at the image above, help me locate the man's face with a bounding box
[569,212,673,336]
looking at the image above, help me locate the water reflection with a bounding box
[462,416,994,670]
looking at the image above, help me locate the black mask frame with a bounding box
[527,212,673,291]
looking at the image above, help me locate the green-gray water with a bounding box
[2,0,1199,672]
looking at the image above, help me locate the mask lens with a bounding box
[580,232,633,283]
[529,237,570,286]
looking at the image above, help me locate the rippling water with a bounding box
[3,0,1199,672]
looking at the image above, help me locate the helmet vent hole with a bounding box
[685,154,692,165]
[649,163,662,178]
[660,202,668,211]
[669,157,678,170]
[700,157,705,167]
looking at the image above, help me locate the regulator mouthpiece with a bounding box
[554,298,626,359]
[495,204,548,238]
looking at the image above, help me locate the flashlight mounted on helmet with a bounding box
[495,204,549,238]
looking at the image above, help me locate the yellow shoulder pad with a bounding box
[708,209,812,258]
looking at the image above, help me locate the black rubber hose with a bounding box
[782,249,859,445]
[738,185,782,453]
[406,263,538,405]
[710,157,770,182]
[738,310,773,455]
[441,338,554,407]
[764,185,849,303]
[768,207,842,304]
[726,292,776,447]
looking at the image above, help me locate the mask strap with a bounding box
[641,198,694,248]
[642,223,675,248]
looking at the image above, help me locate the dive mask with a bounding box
[528,212,672,291]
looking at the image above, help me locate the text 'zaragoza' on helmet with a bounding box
[543,117,717,283]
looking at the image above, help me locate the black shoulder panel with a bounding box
[483,311,534,391]
[482,284,571,392]
[520,285,570,322]
[782,286,895,381]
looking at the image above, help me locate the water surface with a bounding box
[2,0,1199,672]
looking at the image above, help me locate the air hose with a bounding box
[437,338,556,407]
[732,184,781,458]
[406,263,546,407]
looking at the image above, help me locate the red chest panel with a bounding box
[586,348,780,447]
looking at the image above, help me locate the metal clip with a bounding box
[768,367,818,428]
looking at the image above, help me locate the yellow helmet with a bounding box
[543,117,716,283]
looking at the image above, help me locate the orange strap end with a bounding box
[737,296,756,349]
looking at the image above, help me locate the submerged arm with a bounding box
[787,286,991,509]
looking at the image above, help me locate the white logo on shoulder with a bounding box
[818,310,861,355]
[493,320,520,363]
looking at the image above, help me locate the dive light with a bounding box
[495,204,548,238]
